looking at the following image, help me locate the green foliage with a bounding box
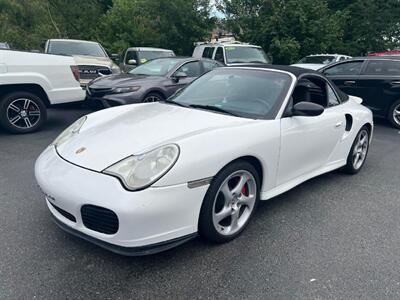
[220,0,400,63]
[0,0,399,62]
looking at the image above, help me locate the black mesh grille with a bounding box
[87,87,113,97]
[50,202,76,223]
[81,205,119,235]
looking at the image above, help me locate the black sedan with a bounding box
[319,56,400,128]
[86,57,222,108]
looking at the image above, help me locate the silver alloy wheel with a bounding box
[212,170,257,236]
[352,129,369,170]
[143,95,161,103]
[393,103,400,126]
[6,98,41,129]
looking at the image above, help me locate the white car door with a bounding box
[277,81,346,186]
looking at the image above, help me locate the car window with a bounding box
[202,47,214,59]
[363,60,400,76]
[129,58,181,76]
[202,61,220,73]
[47,41,107,57]
[327,84,340,107]
[214,47,224,63]
[324,61,363,76]
[125,50,138,64]
[138,51,174,64]
[225,46,270,64]
[175,61,201,77]
[169,68,292,119]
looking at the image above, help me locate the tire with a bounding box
[198,160,260,243]
[0,91,47,134]
[388,100,400,129]
[142,92,164,103]
[342,126,370,174]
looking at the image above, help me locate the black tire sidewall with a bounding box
[198,160,260,243]
[0,92,47,134]
[388,100,400,129]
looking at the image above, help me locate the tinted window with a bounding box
[138,50,174,64]
[225,46,270,64]
[129,58,180,76]
[47,41,107,57]
[327,84,340,107]
[363,60,400,76]
[324,61,363,76]
[125,50,138,64]
[202,47,214,59]
[214,47,224,63]
[298,56,336,64]
[170,68,292,119]
[202,61,220,73]
[175,61,201,77]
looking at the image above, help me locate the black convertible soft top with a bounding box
[231,64,349,102]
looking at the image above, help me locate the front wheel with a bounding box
[199,161,260,243]
[0,92,47,134]
[388,100,400,129]
[142,93,164,103]
[343,126,370,174]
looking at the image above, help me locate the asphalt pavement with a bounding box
[1,107,400,299]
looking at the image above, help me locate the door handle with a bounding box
[335,122,343,128]
[344,80,356,86]
[390,81,400,86]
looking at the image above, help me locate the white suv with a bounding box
[193,42,271,66]
[0,50,85,133]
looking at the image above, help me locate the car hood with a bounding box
[291,63,325,70]
[73,55,113,67]
[89,74,162,88]
[56,103,252,171]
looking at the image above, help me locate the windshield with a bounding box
[129,58,181,76]
[169,68,292,119]
[47,41,107,57]
[225,46,270,64]
[138,51,175,64]
[298,56,335,64]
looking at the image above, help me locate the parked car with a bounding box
[319,56,400,128]
[0,42,10,49]
[44,39,121,87]
[292,54,351,70]
[0,50,85,133]
[193,41,271,65]
[86,57,223,108]
[119,47,175,73]
[35,65,373,255]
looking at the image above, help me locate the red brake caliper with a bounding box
[241,184,249,197]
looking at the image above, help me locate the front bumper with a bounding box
[86,92,143,108]
[35,147,208,254]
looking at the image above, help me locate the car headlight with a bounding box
[51,116,87,147]
[113,86,141,94]
[103,144,180,191]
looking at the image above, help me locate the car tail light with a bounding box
[70,65,80,82]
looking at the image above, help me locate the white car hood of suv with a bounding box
[56,103,252,171]
[291,63,326,70]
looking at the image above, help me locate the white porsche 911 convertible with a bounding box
[35,65,373,255]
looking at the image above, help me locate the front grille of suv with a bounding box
[81,205,119,235]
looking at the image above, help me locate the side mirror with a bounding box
[172,71,188,83]
[128,59,137,65]
[292,101,324,117]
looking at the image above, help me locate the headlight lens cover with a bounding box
[103,144,180,191]
[113,86,141,94]
[51,116,87,147]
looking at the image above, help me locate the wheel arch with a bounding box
[223,155,264,190]
[0,84,50,107]
[142,89,166,101]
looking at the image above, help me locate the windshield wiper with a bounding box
[160,99,189,108]
[188,104,239,117]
